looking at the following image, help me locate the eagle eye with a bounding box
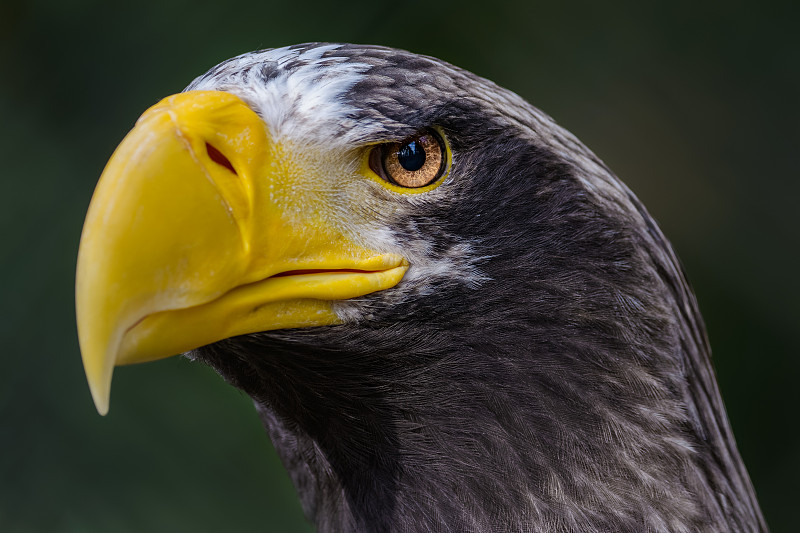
[369,129,446,188]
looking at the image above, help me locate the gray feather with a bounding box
[190,43,766,533]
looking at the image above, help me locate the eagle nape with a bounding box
[76,43,767,532]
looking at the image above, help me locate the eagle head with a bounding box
[76,43,766,532]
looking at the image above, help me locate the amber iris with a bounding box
[370,130,446,188]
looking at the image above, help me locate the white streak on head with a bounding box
[187,45,373,145]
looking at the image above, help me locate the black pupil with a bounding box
[397,140,426,171]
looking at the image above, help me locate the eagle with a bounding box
[76,43,767,532]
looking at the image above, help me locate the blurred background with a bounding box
[1,0,797,531]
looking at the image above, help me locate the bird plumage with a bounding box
[82,43,767,532]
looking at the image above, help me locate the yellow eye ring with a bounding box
[368,129,448,189]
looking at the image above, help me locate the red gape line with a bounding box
[270,269,377,278]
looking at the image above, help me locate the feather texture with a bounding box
[189,43,766,532]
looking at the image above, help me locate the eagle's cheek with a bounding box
[76,90,407,416]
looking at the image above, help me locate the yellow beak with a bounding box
[76,90,407,415]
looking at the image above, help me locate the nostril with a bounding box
[205,142,237,175]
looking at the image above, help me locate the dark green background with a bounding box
[2,0,797,531]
